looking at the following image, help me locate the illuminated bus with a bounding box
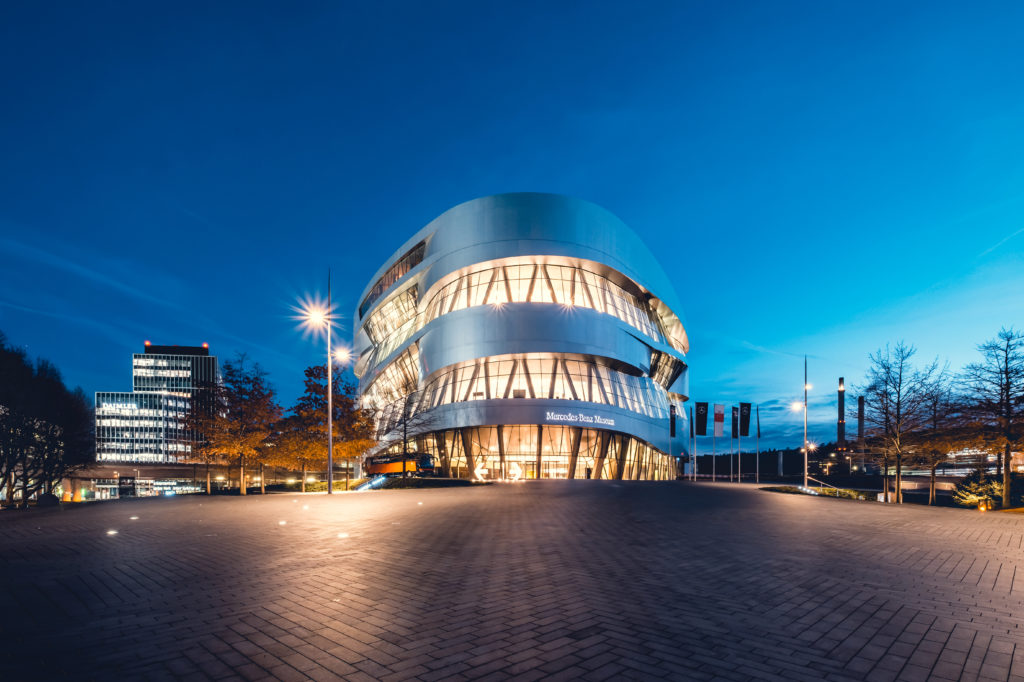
[364,452,436,476]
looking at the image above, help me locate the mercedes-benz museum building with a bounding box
[353,193,689,480]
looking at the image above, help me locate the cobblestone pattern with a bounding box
[3,482,1024,681]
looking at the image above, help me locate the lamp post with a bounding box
[791,355,811,488]
[296,277,352,496]
[333,345,352,485]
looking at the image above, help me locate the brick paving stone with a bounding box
[6,481,1024,679]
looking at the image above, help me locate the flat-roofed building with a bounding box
[96,343,218,464]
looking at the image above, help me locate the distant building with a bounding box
[95,343,218,464]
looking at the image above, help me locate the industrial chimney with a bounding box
[837,378,846,455]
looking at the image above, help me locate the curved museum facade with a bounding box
[353,193,690,480]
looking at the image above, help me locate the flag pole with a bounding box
[729,411,734,482]
[756,404,761,484]
[738,411,743,484]
[690,406,696,482]
[668,405,672,478]
[692,426,696,482]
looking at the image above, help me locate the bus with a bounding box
[364,452,436,476]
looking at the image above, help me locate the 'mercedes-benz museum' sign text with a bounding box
[545,411,615,427]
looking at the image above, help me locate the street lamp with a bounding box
[790,355,811,488]
[295,283,351,495]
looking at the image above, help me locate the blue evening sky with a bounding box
[2,1,1022,447]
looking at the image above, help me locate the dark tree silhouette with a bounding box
[0,331,94,507]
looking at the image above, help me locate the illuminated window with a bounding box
[376,424,676,482]
[359,241,426,318]
[364,352,670,439]
[360,257,677,375]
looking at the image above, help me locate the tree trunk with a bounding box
[260,463,266,495]
[301,462,307,493]
[239,459,246,495]
[1003,443,1012,508]
[206,463,211,495]
[21,460,30,509]
[929,464,937,505]
[883,463,890,503]
[346,460,350,491]
[895,454,903,504]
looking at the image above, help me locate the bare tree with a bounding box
[861,342,939,503]
[916,375,972,505]
[962,328,1024,508]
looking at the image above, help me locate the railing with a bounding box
[354,475,388,491]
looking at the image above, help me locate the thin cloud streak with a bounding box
[0,300,135,345]
[0,234,183,311]
[977,224,1024,258]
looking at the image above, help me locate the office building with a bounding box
[95,343,218,464]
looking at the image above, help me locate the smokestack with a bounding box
[858,394,865,472]
[837,378,846,453]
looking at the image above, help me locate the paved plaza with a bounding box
[3,482,1024,681]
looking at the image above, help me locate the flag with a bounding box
[756,404,761,439]
[713,404,724,437]
[689,405,694,439]
[670,404,676,438]
[740,403,751,437]
[695,402,708,436]
[731,406,739,439]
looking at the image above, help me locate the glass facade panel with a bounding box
[359,241,426,318]
[363,286,418,345]
[358,257,674,374]
[384,425,676,482]
[422,261,662,341]
[360,345,421,414]
[364,352,670,439]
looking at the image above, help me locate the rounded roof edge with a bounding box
[354,192,686,340]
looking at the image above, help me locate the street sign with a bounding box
[508,461,522,482]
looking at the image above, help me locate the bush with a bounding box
[952,469,1024,508]
[283,479,366,493]
[761,485,866,500]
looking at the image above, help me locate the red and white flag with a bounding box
[713,404,725,437]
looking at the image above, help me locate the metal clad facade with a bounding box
[354,193,689,480]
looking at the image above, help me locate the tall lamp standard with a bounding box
[791,355,811,488]
[296,284,352,495]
